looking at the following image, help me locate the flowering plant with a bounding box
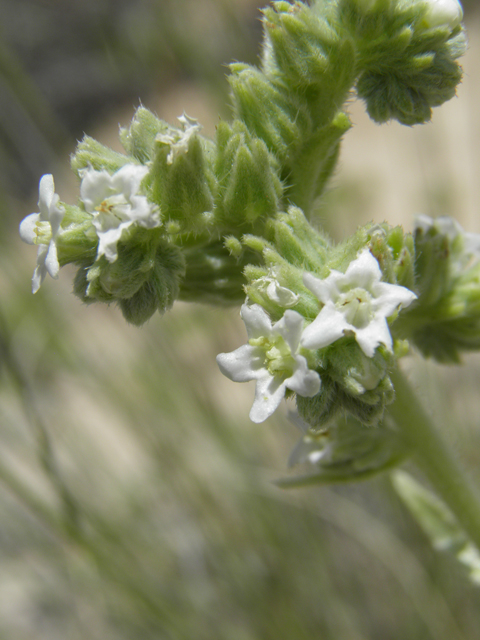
[18,0,480,589]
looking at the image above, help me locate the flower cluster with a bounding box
[80,164,160,263]
[217,250,416,423]
[19,164,160,294]
[217,304,320,423]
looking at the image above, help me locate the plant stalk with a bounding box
[390,368,480,551]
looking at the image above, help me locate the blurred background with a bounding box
[1,1,480,638]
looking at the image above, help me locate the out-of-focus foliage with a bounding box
[0,0,264,197]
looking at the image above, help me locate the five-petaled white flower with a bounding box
[301,248,417,358]
[216,304,321,423]
[422,0,463,29]
[19,174,65,294]
[156,113,202,165]
[80,164,160,263]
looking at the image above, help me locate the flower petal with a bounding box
[286,355,321,397]
[31,245,48,294]
[354,317,393,357]
[372,281,417,317]
[273,309,304,353]
[249,374,286,423]
[343,248,380,290]
[112,164,149,201]
[266,279,299,307]
[240,304,273,340]
[301,302,349,350]
[38,174,55,218]
[216,344,266,383]
[19,213,39,245]
[44,242,60,279]
[96,225,128,263]
[80,168,113,213]
[303,271,339,304]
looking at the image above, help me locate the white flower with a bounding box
[301,249,417,358]
[256,268,300,307]
[156,113,202,165]
[216,304,321,423]
[19,174,65,293]
[422,0,463,29]
[80,163,160,263]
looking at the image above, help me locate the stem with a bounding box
[389,368,480,551]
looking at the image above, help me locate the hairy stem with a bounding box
[390,368,480,552]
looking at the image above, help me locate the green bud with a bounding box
[243,206,331,319]
[179,240,260,306]
[262,1,356,127]
[55,204,98,266]
[147,118,216,235]
[296,337,395,428]
[120,106,170,164]
[286,112,352,213]
[363,222,416,290]
[119,245,186,325]
[224,235,243,259]
[228,63,310,165]
[214,121,282,229]
[71,136,131,176]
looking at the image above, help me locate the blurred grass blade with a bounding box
[392,470,480,586]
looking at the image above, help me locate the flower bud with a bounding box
[422,0,463,30]
[147,115,216,235]
[120,106,171,163]
[71,136,131,176]
[262,1,356,127]
[282,414,408,487]
[214,121,282,228]
[179,240,259,306]
[228,63,310,165]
